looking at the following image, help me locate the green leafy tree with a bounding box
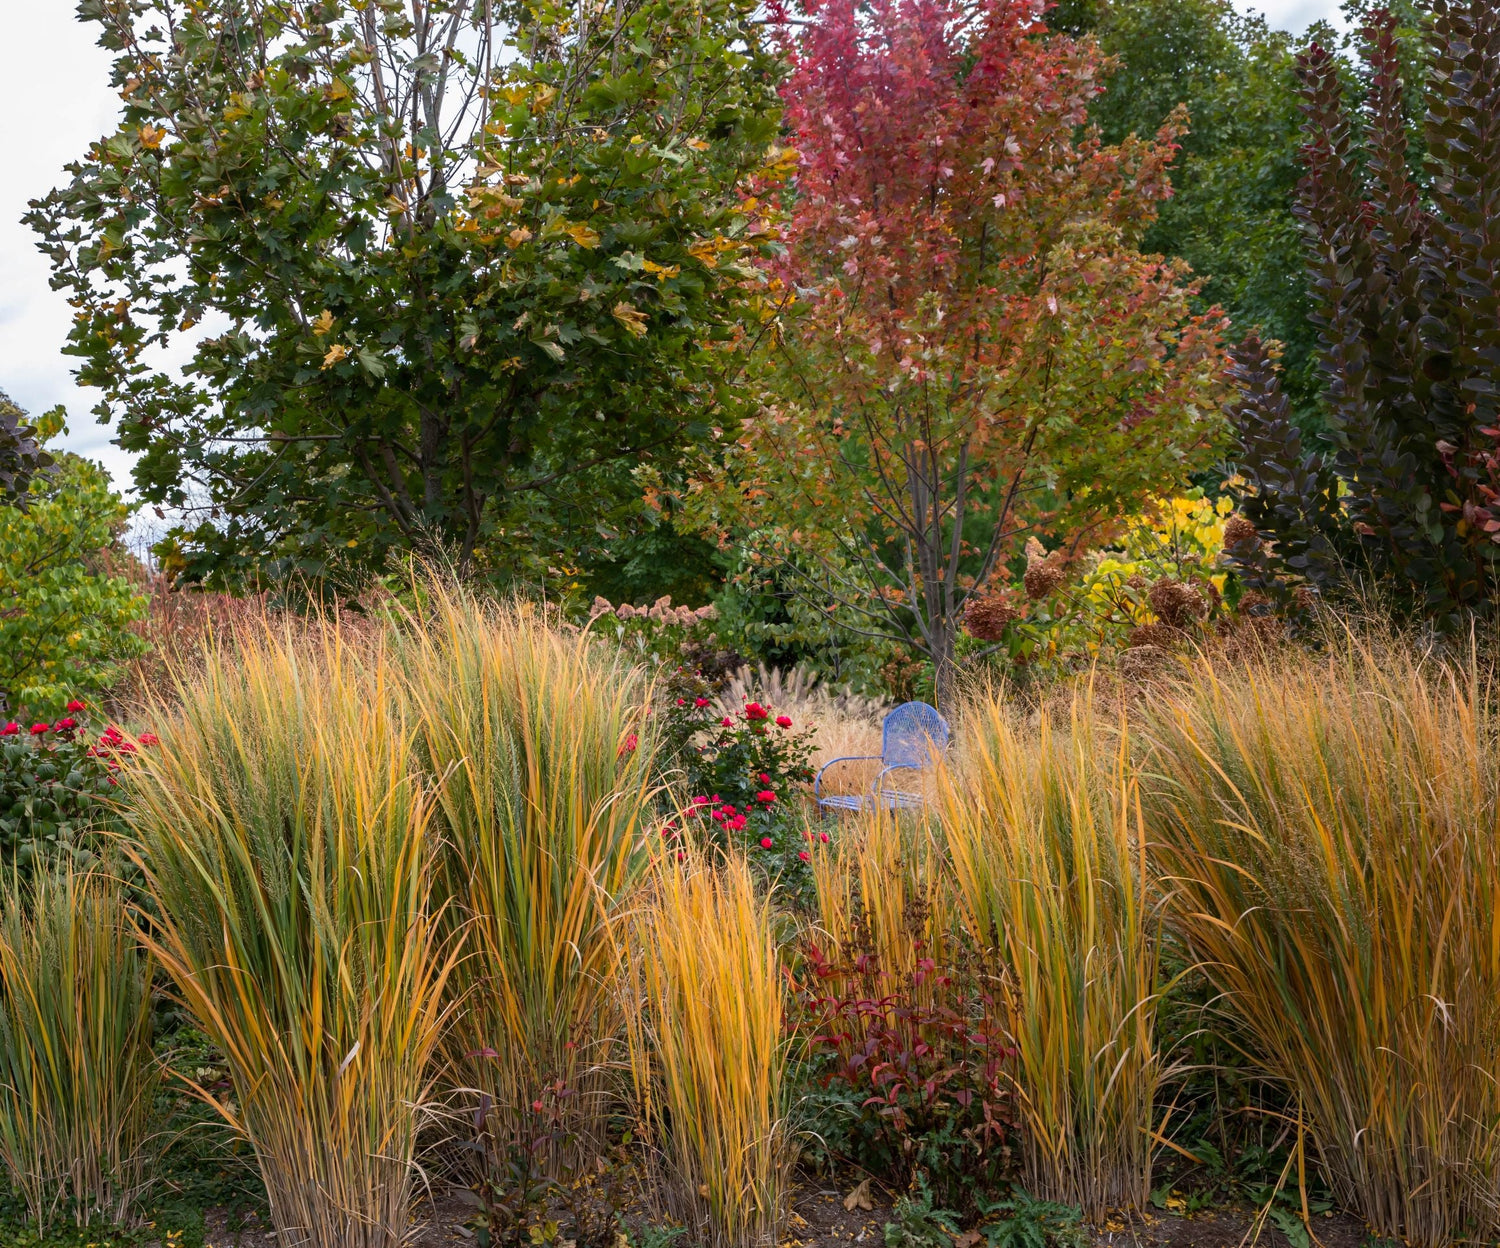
[1053,0,1323,422]
[30,0,783,588]
[0,407,147,717]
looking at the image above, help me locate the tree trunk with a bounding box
[931,617,958,714]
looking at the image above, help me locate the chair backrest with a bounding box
[881,701,950,770]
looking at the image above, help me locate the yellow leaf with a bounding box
[138,124,167,149]
[686,137,710,151]
[506,226,533,249]
[641,258,681,280]
[612,302,649,337]
[565,222,601,249]
[311,310,335,337]
[321,343,348,369]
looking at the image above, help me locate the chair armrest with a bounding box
[815,755,882,798]
[873,762,920,790]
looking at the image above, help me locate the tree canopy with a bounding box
[31,0,785,589]
[674,0,1228,707]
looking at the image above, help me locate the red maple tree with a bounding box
[683,0,1228,705]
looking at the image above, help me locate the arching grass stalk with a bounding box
[396,584,655,1148]
[937,690,1164,1220]
[123,623,456,1248]
[628,849,792,1248]
[0,866,159,1232]
[1141,644,1500,1248]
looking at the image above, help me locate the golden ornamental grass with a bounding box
[0,866,160,1232]
[629,849,792,1248]
[809,809,956,997]
[937,690,1163,1220]
[1140,644,1500,1248]
[397,585,655,1142]
[123,623,456,1248]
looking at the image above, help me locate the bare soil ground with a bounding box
[190,1182,1372,1248]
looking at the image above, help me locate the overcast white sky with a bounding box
[1,0,1348,501]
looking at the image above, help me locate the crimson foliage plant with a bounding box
[793,941,1018,1213]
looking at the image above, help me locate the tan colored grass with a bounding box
[0,866,160,1232]
[628,849,792,1248]
[122,622,455,1248]
[936,688,1163,1220]
[1140,643,1500,1248]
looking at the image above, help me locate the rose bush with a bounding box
[657,670,819,881]
[0,702,152,870]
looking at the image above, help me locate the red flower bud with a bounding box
[759,837,774,850]
[819,832,830,843]
[758,772,770,784]
[798,851,810,862]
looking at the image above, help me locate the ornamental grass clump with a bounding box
[123,624,455,1248]
[0,865,159,1232]
[1141,645,1500,1248]
[936,692,1163,1221]
[397,585,655,1145]
[629,850,792,1248]
[809,810,956,997]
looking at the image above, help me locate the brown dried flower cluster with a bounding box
[963,590,1020,641]
[1022,538,1068,601]
[1148,578,1208,629]
[1222,512,1259,551]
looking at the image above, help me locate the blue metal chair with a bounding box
[815,701,950,816]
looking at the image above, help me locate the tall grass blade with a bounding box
[0,866,160,1232]
[124,622,454,1248]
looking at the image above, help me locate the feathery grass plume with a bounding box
[396,584,655,1144]
[0,866,159,1232]
[809,810,955,993]
[1140,644,1500,1248]
[937,690,1162,1220]
[122,622,454,1248]
[629,849,792,1248]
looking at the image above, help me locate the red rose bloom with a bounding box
[138,732,159,746]
[730,815,747,830]
[776,715,793,728]
[55,718,77,731]
[819,832,830,843]
[756,790,776,804]
[695,697,710,708]
[29,723,49,736]
[721,716,733,727]
[66,700,86,713]
[759,837,774,850]
[798,851,810,862]
[758,772,770,784]
[744,702,769,721]
[0,723,17,736]
[617,732,638,757]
